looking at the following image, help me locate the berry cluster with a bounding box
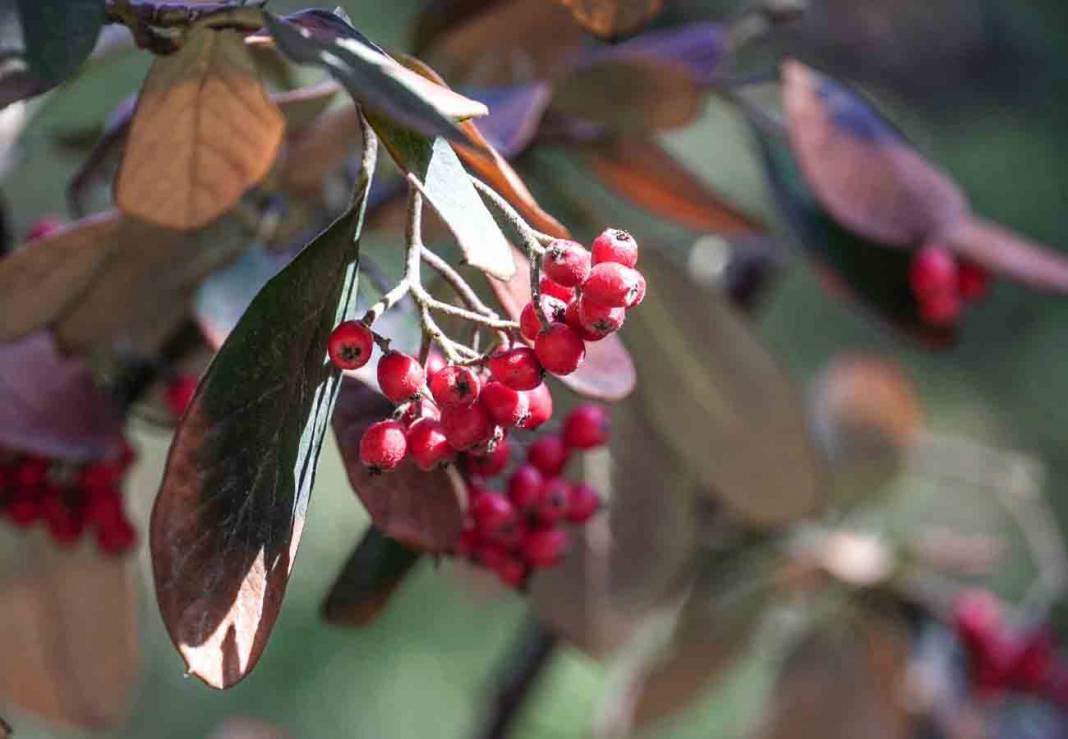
[909,246,990,327]
[454,404,608,589]
[0,445,137,554]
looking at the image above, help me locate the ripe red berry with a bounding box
[910,247,958,297]
[425,350,448,377]
[359,419,408,471]
[8,488,41,526]
[507,464,544,512]
[377,351,426,403]
[528,435,569,476]
[534,323,585,376]
[466,436,510,477]
[919,291,961,327]
[543,239,592,287]
[471,491,518,535]
[519,384,553,430]
[455,524,480,557]
[577,297,625,337]
[96,515,137,555]
[85,486,123,528]
[536,478,570,525]
[79,461,122,492]
[564,301,603,341]
[441,402,495,450]
[1007,629,1054,692]
[566,483,601,523]
[488,347,543,391]
[494,555,529,588]
[563,404,610,449]
[953,589,1001,653]
[591,228,638,268]
[582,262,642,307]
[480,381,530,427]
[15,457,48,488]
[540,276,575,302]
[627,270,646,308]
[475,541,510,570]
[521,527,569,567]
[42,492,83,545]
[407,417,453,470]
[520,296,567,342]
[164,374,198,417]
[958,260,990,301]
[430,365,481,407]
[328,320,374,370]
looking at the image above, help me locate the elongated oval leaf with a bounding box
[580,22,726,84]
[116,27,285,230]
[151,142,376,689]
[333,380,466,552]
[321,526,421,626]
[468,84,552,158]
[557,0,664,39]
[940,216,1068,293]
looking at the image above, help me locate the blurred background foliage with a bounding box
[5,0,1068,736]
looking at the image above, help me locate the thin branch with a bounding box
[474,617,558,739]
[360,279,411,326]
[420,247,498,318]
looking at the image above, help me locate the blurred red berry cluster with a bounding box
[909,246,990,327]
[0,444,137,554]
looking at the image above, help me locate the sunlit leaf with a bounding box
[116,28,284,230]
[556,0,664,39]
[939,216,1068,293]
[333,380,467,552]
[0,535,138,729]
[321,526,421,626]
[0,331,123,461]
[151,142,376,689]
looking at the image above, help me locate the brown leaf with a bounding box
[0,535,138,729]
[116,28,285,230]
[940,216,1068,293]
[333,379,467,552]
[557,0,664,39]
[321,526,421,626]
[579,137,762,235]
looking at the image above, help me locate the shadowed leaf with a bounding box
[272,80,341,130]
[321,526,421,626]
[556,0,664,39]
[116,28,284,230]
[280,103,362,200]
[468,84,552,158]
[0,535,138,729]
[940,217,1068,293]
[0,331,123,461]
[579,137,761,234]
[150,142,376,689]
[333,380,467,552]
[580,22,726,84]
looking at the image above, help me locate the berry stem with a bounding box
[360,278,411,326]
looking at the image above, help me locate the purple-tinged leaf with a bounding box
[556,0,664,40]
[467,84,552,157]
[579,22,726,85]
[0,331,123,461]
[321,526,421,626]
[940,217,1068,293]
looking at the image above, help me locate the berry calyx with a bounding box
[566,483,601,523]
[407,417,453,471]
[521,527,569,567]
[543,239,592,287]
[359,419,408,471]
[540,276,575,302]
[377,351,426,403]
[519,384,553,430]
[577,297,625,338]
[527,435,570,476]
[488,347,543,391]
[534,323,585,376]
[582,262,643,307]
[441,402,496,450]
[591,228,638,268]
[430,364,481,407]
[328,320,374,370]
[480,381,530,427]
[627,270,646,308]
[520,296,567,342]
[562,404,609,449]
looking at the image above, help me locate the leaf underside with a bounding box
[321,525,421,626]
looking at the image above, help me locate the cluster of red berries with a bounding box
[0,445,137,554]
[909,246,990,327]
[454,404,608,589]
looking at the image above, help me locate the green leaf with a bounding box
[321,526,421,627]
[150,136,377,690]
[1,0,104,107]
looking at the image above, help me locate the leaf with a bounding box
[0,535,138,729]
[333,380,467,552]
[579,21,727,85]
[578,137,762,235]
[488,245,636,400]
[280,103,362,200]
[272,80,340,131]
[625,248,822,527]
[264,12,485,144]
[467,84,552,158]
[0,0,104,107]
[551,59,703,131]
[0,331,124,461]
[115,27,285,230]
[940,216,1068,293]
[369,115,517,280]
[150,143,376,689]
[321,526,421,626]
[556,0,664,39]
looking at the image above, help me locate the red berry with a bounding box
[85,486,123,528]
[953,589,1001,652]
[441,402,495,450]
[97,515,137,555]
[480,381,529,427]
[377,351,426,403]
[78,461,122,492]
[519,384,553,430]
[543,239,592,287]
[164,374,198,417]
[534,323,585,376]
[493,555,529,588]
[910,247,958,297]
[7,488,41,526]
[582,262,642,307]
[455,524,480,557]
[958,260,990,301]
[520,296,567,342]
[465,436,510,477]
[521,527,569,567]
[919,291,961,327]
[471,491,518,535]
[527,435,570,476]
[627,270,646,308]
[15,457,49,488]
[328,320,374,370]
[1007,629,1054,692]
[535,478,570,525]
[577,297,625,337]
[359,419,408,471]
[564,301,603,342]
[563,404,609,449]
[430,365,481,407]
[407,417,453,471]
[566,483,601,523]
[26,216,64,242]
[540,276,575,302]
[475,541,512,572]
[591,228,638,268]
[425,351,448,377]
[42,492,83,545]
[488,347,543,391]
[507,464,544,512]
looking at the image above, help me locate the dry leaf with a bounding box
[557,0,664,39]
[116,27,284,230]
